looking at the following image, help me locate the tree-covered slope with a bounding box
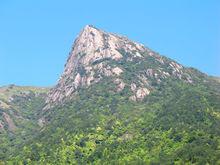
[1,25,220,164]
[8,76,220,164]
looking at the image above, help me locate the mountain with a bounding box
[44,25,194,109]
[2,25,220,164]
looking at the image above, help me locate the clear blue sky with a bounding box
[0,0,219,86]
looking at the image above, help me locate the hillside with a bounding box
[0,85,49,160]
[1,25,220,164]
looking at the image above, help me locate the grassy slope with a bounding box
[0,85,49,101]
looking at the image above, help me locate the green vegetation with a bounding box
[0,85,48,101]
[2,76,220,164]
[0,86,48,161]
[1,55,220,164]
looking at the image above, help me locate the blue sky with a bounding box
[0,0,219,86]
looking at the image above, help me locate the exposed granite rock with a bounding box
[112,67,123,76]
[74,73,82,88]
[114,79,125,92]
[2,112,16,132]
[44,25,194,110]
[0,121,4,131]
[129,86,150,102]
[130,83,137,92]
[136,88,150,100]
[44,25,148,109]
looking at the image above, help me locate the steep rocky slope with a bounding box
[44,25,194,110]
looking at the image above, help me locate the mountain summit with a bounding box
[44,25,194,109]
[44,25,147,108]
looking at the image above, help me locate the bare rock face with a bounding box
[114,79,125,92]
[2,112,16,132]
[0,121,4,131]
[130,83,137,92]
[112,67,123,76]
[44,25,148,109]
[129,87,150,101]
[44,25,194,110]
[136,88,150,100]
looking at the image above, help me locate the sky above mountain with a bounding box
[0,0,219,86]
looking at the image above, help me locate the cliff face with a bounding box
[44,25,193,110]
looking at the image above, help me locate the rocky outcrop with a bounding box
[44,25,194,110]
[2,112,16,132]
[114,79,125,92]
[136,88,150,100]
[0,121,4,131]
[130,83,137,92]
[129,86,150,101]
[44,25,149,109]
[112,67,123,76]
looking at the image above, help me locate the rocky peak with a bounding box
[44,25,147,109]
[63,25,146,75]
[44,25,193,110]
